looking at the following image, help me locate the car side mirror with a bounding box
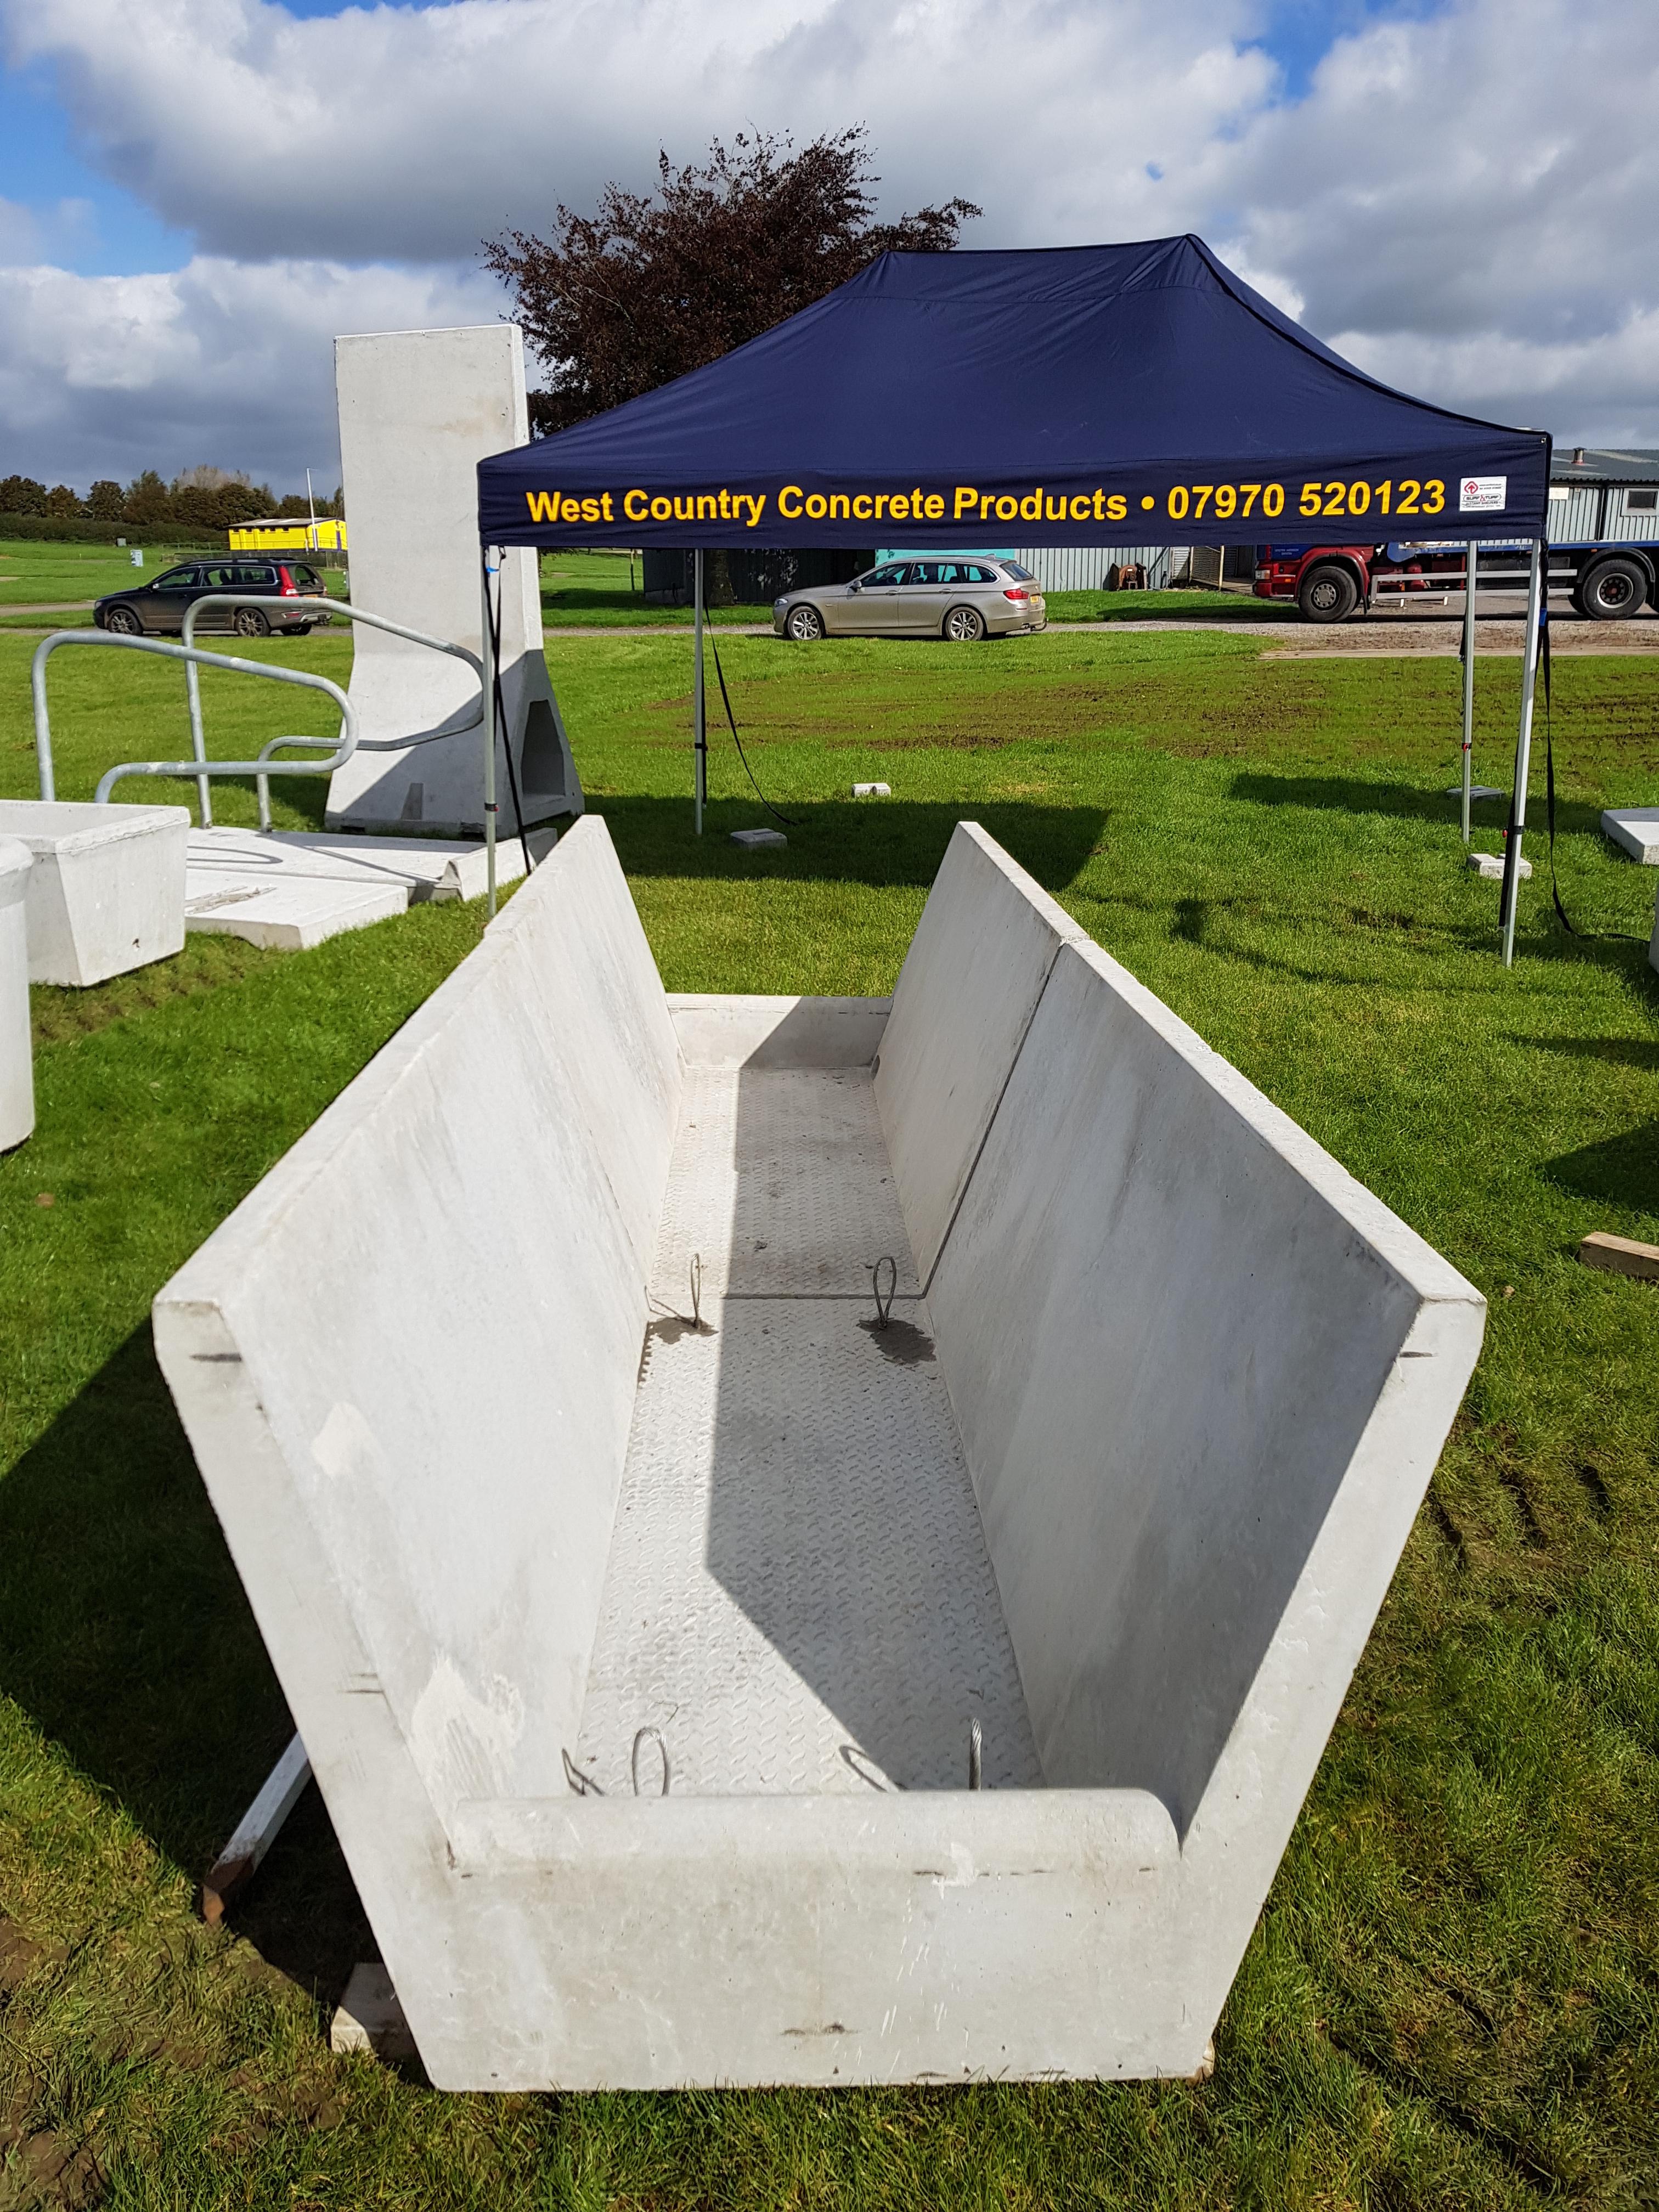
[847,582,860,594]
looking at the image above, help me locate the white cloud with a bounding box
[0,255,503,485]
[3,0,1659,479]
[3,0,1268,263]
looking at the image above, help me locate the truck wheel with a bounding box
[1576,557,1646,620]
[1297,563,1358,623]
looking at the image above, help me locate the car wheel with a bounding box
[290,624,314,637]
[234,607,271,637]
[104,605,143,636]
[1577,557,1646,620]
[944,603,987,642]
[785,603,825,641]
[1297,563,1358,623]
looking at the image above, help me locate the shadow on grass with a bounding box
[586,793,1108,892]
[1228,772,1638,850]
[1227,772,1517,826]
[0,1324,370,2002]
[1541,1120,1659,1218]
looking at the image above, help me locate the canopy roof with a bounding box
[478,235,1549,550]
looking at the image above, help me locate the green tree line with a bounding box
[0,466,345,533]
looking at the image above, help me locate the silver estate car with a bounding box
[773,557,1046,642]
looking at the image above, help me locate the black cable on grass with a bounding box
[1540,605,1643,944]
[701,569,798,827]
[488,554,534,878]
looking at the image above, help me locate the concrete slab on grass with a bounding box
[731,827,786,848]
[1468,851,1532,880]
[1601,808,1659,864]
[183,827,556,949]
[155,814,1485,2091]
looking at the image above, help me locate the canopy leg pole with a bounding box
[1460,541,1477,844]
[693,550,706,836]
[1499,538,1545,968]
[481,549,498,919]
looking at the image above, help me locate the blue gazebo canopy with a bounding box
[477,234,1550,550]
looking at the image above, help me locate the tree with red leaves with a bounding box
[484,127,979,437]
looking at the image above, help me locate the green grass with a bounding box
[0,542,349,634]
[538,547,764,626]
[2,624,1657,2207]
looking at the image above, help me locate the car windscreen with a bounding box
[287,564,320,585]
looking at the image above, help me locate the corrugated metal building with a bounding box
[1545,448,1659,544]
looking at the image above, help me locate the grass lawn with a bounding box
[0,543,351,636]
[1,623,1657,2207]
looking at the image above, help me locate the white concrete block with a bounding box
[324,326,580,835]
[1468,851,1532,880]
[0,800,188,987]
[153,819,1483,2091]
[667,994,888,1069]
[1601,808,1659,865]
[875,822,1093,1282]
[852,783,890,798]
[0,839,34,1150]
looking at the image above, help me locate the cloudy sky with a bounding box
[1,0,1654,494]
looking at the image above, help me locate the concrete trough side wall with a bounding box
[917,916,1484,2019]
[154,818,680,2046]
[874,823,1093,1283]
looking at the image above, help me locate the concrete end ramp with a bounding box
[155,815,1482,2089]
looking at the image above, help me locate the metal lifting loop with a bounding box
[631,1726,670,1797]
[968,1717,983,1791]
[690,1252,702,1329]
[871,1255,897,1330]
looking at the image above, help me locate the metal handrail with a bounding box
[30,629,358,811]
[179,595,484,827]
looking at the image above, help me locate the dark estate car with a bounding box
[94,558,330,638]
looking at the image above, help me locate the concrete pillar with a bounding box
[324,325,582,836]
[0,838,35,1150]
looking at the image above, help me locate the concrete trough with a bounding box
[155,817,1483,2089]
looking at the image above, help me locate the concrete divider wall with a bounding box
[156,819,679,1832]
[920,919,1485,1835]
[874,823,1092,1283]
